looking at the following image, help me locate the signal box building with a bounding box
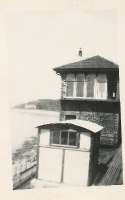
[54,55,121,146]
[35,55,121,187]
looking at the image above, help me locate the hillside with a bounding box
[14,99,61,111]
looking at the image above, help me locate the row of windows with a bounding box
[50,130,79,147]
[63,73,107,99]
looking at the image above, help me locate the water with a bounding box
[10,109,60,152]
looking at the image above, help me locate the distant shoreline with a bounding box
[12,108,60,115]
[13,99,61,112]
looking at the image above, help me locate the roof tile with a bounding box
[53,55,118,73]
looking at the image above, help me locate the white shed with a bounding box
[36,119,103,186]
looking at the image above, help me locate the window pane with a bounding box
[65,115,76,120]
[98,83,106,98]
[66,74,75,97]
[52,131,60,144]
[96,74,107,99]
[86,74,95,97]
[76,81,84,97]
[66,81,74,96]
[61,131,68,145]
[96,74,107,83]
[69,132,77,146]
[76,73,84,97]
[66,73,75,81]
[76,73,84,81]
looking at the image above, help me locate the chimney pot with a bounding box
[78,48,82,57]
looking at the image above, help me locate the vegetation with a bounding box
[12,136,37,164]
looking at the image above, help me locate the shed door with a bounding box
[38,147,63,182]
[38,147,90,186]
[63,150,90,186]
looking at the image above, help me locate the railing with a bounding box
[13,156,37,189]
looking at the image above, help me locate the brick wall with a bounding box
[60,110,119,146]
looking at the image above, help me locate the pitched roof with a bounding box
[36,119,103,133]
[53,55,118,73]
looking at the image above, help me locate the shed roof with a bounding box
[36,119,103,134]
[53,55,118,73]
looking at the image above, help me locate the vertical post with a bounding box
[60,148,65,183]
[59,131,61,145]
[84,78,87,98]
[73,74,77,97]
[36,128,40,179]
[67,132,69,145]
[87,135,94,186]
[62,75,67,99]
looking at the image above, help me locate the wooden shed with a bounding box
[36,119,103,186]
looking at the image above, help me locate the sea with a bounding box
[10,109,60,152]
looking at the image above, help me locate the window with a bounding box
[65,73,107,99]
[86,74,96,97]
[52,131,60,144]
[69,132,77,146]
[76,73,85,97]
[95,74,107,99]
[66,74,75,97]
[65,115,76,120]
[65,73,85,97]
[50,130,79,147]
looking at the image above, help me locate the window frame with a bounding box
[65,115,76,120]
[94,74,108,99]
[64,73,108,100]
[50,129,80,148]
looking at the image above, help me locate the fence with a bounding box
[13,155,37,189]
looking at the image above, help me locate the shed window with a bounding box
[51,130,79,147]
[69,132,77,146]
[52,131,60,144]
[65,115,76,120]
[61,131,68,145]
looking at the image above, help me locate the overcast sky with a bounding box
[4,10,118,106]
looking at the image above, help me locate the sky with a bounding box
[4,9,118,106]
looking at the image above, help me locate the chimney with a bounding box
[78,48,82,57]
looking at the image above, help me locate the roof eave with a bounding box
[53,67,119,74]
[36,120,103,134]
